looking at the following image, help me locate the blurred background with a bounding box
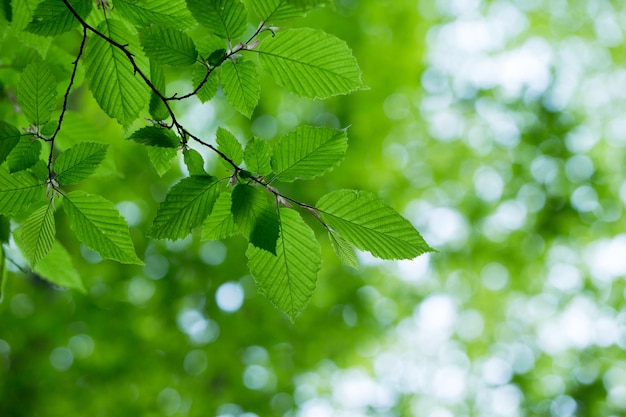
[2,0,626,416]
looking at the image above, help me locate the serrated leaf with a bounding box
[17,200,55,266]
[114,0,195,29]
[316,190,432,260]
[84,19,150,125]
[246,208,320,321]
[33,240,85,293]
[271,126,348,182]
[63,191,143,264]
[7,136,41,173]
[0,122,22,165]
[221,59,260,118]
[232,184,279,254]
[25,0,92,37]
[193,34,226,56]
[129,126,179,148]
[183,148,206,175]
[216,127,243,165]
[17,59,57,125]
[148,175,221,240]
[140,26,198,67]
[201,190,237,240]
[328,230,358,270]
[192,64,219,103]
[244,137,272,176]
[146,146,177,177]
[252,0,306,22]
[53,142,108,185]
[149,61,169,121]
[0,167,43,215]
[258,28,363,99]
[187,0,247,39]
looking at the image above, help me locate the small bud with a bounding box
[277,195,292,208]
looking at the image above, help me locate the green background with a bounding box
[2,0,626,416]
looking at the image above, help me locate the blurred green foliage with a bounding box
[2,0,626,417]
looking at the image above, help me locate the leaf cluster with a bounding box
[0,0,431,320]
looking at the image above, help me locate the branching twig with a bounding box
[46,26,88,179]
[59,0,321,222]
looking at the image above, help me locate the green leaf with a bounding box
[252,0,306,22]
[220,59,260,118]
[258,28,363,99]
[0,167,43,215]
[7,136,41,173]
[0,122,22,165]
[192,64,219,103]
[271,126,348,182]
[148,175,221,240]
[186,0,247,39]
[201,190,237,240]
[16,200,55,266]
[216,127,243,165]
[328,230,358,270]
[53,142,108,185]
[146,147,177,177]
[17,58,57,125]
[149,61,169,121]
[84,19,150,125]
[33,240,85,293]
[246,208,320,321]
[139,26,198,67]
[193,34,226,57]
[129,126,179,148]
[207,48,227,67]
[28,159,48,183]
[183,148,206,176]
[244,137,272,176]
[316,190,432,260]
[25,0,92,37]
[231,184,279,254]
[63,191,143,265]
[114,0,195,29]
